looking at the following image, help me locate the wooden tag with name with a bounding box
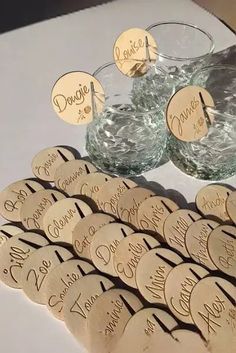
[0,179,44,222]
[117,187,155,229]
[185,219,219,270]
[113,28,157,78]
[51,71,105,125]
[54,159,97,196]
[0,232,49,288]
[87,288,143,353]
[74,172,112,203]
[112,307,178,353]
[20,189,66,230]
[164,209,201,257]
[195,184,232,222]
[90,222,134,276]
[44,259,95,320]
[164,262,209,324]
[63,274,114,349]
[31,146,75,181]
[226,191,236,224]
[96,177,137,217]
[136,248,183,304]
[43,198,92,244]
[72,213,114,260]
[190,276,236,345]
[137,196,179,241]
[21,245,73,304]
[166,85,215,142]
[207,225,236,277]
[0,224,23,248]
[113,233,160,288]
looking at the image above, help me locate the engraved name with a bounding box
[95,240,120,266]
[53,84,90,113]
[168,216,189,248]
[191,224,209,264]
[201,193,226,212]
[4,188,28,212]
[100,183,127,214]
[198,295,226,334]
[35,153,59,176]
[27,259,51,291]
[70,292,99,319]
[116,242,147,279]
[3,246,31,283]
[145,265,166,300]
[24,197,53,229]
[74,225,96,254]
[139,204,166,231]
[57,167,86,191]
[170,276,197,317]
[114,38,145,69]
[47,208,77,238]
[105,299,124,335]
[219,239,235,269]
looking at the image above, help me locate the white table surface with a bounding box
[0,0,235,352]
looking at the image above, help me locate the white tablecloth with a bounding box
[0,0,235,352]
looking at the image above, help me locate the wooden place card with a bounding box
[21,245,73,304]
[226,191,236,224]
[207,225,236,277]
[163,209,201,257]
[171,329,209,353]
[185,219,219,270]
[137,196,179,241]
[90,222,134,276]
[20,189,66,230]
[44,259,95,320]
[195,184,232,222]
[117,187,155,229]
[166,85,215,142]
[72,213,114,260]
[136,248,183,304]
[43,198,92,244]
[31,146,75,181]
[164,262,209,324]
[190,276,236,345]
[0,179,44,222]
[0,232,49,288]
[63,274,114,349]
[51,71,105,125]
[113,233,160,288]
[112,307,178,353]
[113,28,157,78]
[74,172,112,203]
[87,288,143,353]
[96,178,137,217]
[0,224,23,248]
[54,159,97,196]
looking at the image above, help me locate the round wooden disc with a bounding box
[113,233,160,288]
[185,219,219,270]
[74,172,112,201]
[226,191,236,224]
[113,28,157,78]
[0,232,49,288]
[136,248,183,304]
[164,209,201,257]
[20,189,66,230]
[190,276,236,341]
[43,198,92,244]
[44,259,95,320]
[63,274,114,349]
[21,245,73,304]
[171,329,209,353]
[87,288,143,353]
[138,196,179,241]
[96,178,137,217]
[164,262,209,324]
[195,184,232,222]
[31,146,75,181]
[0,179,44,222]
[54,159,97,196]
[72,213,114,260]
[166,85,215,142]
[0,224,23,248]
[90,223,134,276]
[207,225,236,277]
[51,71,105,125]
[112,307,178,353]
[117,187,155,228]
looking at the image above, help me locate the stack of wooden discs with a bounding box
[0,146,235,353]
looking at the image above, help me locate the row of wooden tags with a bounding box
[0,146,235,353]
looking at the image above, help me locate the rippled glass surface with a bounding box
[86,103,167,176]
[168,66,236,180]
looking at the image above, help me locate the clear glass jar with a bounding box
[86,62,172,176]
[168,65,236,180]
